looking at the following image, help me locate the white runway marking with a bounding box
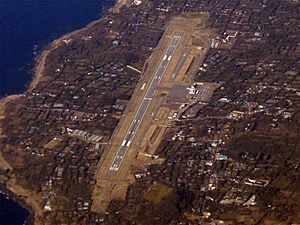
[108,31,184,174]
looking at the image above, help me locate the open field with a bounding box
[143,183,173,203]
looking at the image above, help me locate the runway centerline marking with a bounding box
[107,31,184,175]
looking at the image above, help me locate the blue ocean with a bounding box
[0,192,30,225]
[0,0,114,97]
[0,0,114,224]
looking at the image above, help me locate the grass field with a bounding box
[143,183,173,203]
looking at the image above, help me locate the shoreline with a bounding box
[0,171,44,224]
[0,0,129,224]
[29,0,129,91]
[0,185,34,225]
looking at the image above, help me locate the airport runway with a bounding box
[107,31,184,175]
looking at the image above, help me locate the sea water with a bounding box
[0,1,114,224]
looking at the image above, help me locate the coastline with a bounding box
[29,0,130,91]
[0,0,128,224]
[0,185,34,225]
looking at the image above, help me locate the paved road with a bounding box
[107,31,184,175]
[171,47,190,78]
